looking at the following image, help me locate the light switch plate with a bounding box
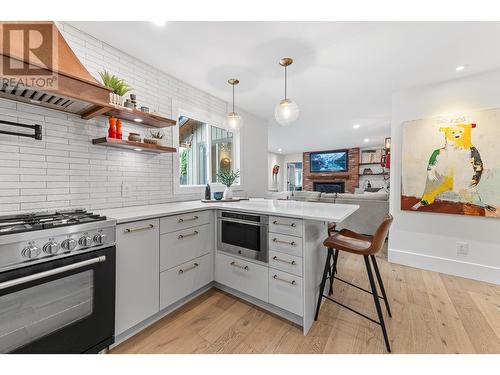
[456,242,469,257]
[121,183,132,198]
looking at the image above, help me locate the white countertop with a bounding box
[97,199,359,224]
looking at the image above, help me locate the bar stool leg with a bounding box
[328,249,339,295]
[370,255,392,317]
[364,255,391,353]
[314,248,332,321]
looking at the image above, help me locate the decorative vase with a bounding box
[110,93,125,106]
[108,116,117,139]
[223,186,233,200]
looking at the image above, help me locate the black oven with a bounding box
[217,211,268,263]
[0,246,115,354]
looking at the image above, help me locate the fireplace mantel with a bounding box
[307,174,350,180]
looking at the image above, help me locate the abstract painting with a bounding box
[401,109,500,217]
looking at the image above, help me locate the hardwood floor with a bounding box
[111,251,500,354]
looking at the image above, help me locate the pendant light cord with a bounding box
[232,83,235,112]
[284,66,287,100]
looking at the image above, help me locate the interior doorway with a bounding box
[287,162,303,191]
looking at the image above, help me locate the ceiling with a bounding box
[70,21,500,154]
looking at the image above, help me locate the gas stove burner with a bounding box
[0,209,107,235]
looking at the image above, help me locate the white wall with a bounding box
[0,22,267,212]
[284,153,303,165]
[389,69,500,285]
[267,152,284,191]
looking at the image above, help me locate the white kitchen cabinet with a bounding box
[268,232,303,257]
[115,218,160,335]
[215,252,268,302]
[160,211,210,234]
[160,253,213,310]
[268,269,303,316]
[269,250,303,276]
[160,224,210,272]
[269,216,303,237]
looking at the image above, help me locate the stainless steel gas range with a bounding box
[0,209,116,354]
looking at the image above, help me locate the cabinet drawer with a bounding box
[269,233,303,257]
[160,210,210,234]
[115,218,160,335]
[268,269,303,316]
[160,253,213,310]
[160,224,210,271]
[269,216,303,237]
[269,250,303,276]
[215,252,268,302]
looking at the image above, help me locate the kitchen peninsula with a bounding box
[98,199,358,344]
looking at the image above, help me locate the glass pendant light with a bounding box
[275,57,299,126]
[225,78,242,130]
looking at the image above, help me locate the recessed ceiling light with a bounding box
[456,65,465,72]
[152,21,167,27]
[353,124,360,129]
[133,118,143,123]
[363,138,370,143]
[277,148,282,153]
[133,148,142,152]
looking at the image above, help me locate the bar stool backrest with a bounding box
[367,214,393,255]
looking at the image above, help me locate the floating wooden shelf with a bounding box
[104,105,177,128]
[92,137,177,153]
[359,172,387,176]
[358,162,382,166]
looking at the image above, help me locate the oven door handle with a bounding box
[217,217,268,227]
[0,256,106,291]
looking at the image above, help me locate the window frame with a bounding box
[172,102,242,196]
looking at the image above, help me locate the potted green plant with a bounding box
[99,70,133,106]
[216,169,240,199]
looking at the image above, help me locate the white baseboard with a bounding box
[389,248,500,285]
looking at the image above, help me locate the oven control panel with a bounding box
[1,224,116,272]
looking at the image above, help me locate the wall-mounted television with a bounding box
[309,150,348,172]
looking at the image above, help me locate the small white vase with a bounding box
[223,186,233,200]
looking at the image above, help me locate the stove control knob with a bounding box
[61,238,77,251]
[78,236,93,248]
[22,244,41,259]
[43,241,60,255]
[93,233,107,245]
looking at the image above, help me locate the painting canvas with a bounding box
[401,109,500,218]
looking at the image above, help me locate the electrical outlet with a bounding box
[456,242,469,257]
[121,183,132,198]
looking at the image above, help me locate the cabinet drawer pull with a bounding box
[124,224,154,233]
[178,230,199,239]
[178,215,199,223]
[230,261,249,271]
[272,238,296,246]
[273,220,296,228]
[273,274,297,285]
[272,255,296,265]
[178,262,199,274]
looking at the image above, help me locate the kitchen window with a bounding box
[176,114,240,191]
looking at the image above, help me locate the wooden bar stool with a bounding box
[315,214,393,352]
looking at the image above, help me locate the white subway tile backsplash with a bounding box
[0,22,229,213]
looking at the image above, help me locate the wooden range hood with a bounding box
[0,22,111,119]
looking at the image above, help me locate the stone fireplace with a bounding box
[303,148,359,193]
